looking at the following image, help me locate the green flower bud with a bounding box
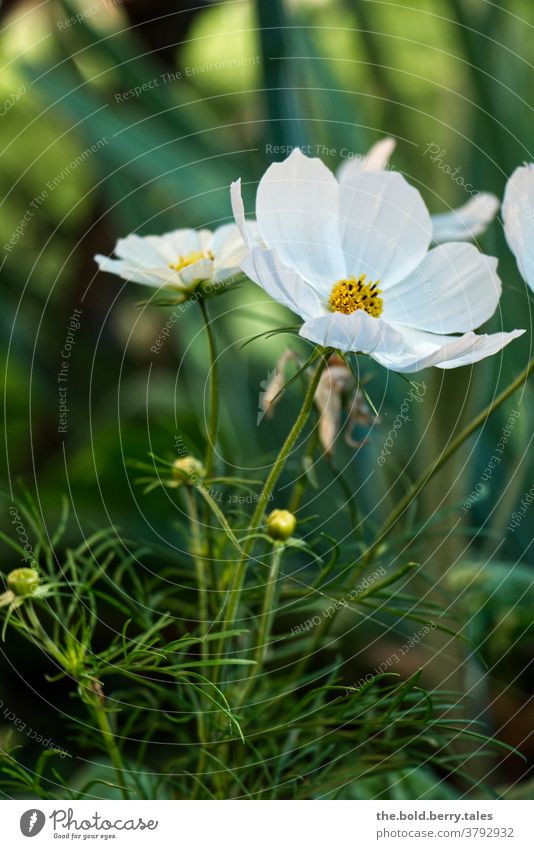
[172,455,206,484]
[266,509,297,541]
[7,568,40,597]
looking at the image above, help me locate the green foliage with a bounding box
[0,492,520,800]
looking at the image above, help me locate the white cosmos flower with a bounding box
[503,164,534,291]
[337,137,499,244]
[231,149,523,373]
[95,223,248,292]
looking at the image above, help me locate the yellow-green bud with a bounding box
[172,455,206,484]
[266,509,297,541]
[7,568,40,597]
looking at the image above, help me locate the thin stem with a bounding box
[238,543,283,706]
[184,488,208,662]
[363,354,534,566]
[217,347,331,677]
[199,298,219,478]
[89,694,129,800]
[184,487,209,774]
[287,428,319,513]
[327,455,364,544]
[13,604,129,798]
[199,298,219,608]
[291,613,330,684]
[24,604,70,668]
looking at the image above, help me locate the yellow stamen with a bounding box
[169,250,214,273]
[329,275,383,318]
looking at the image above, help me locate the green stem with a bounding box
[364,353,534,566]
[24,604,70,668]
[185,488,208,662]
[238,543,283,706]
[217,347,331,677]
[17,605,129,798]
[199,298,219,478]
[327,454,364,544]
[198,297,218,630]
[184,487,209,774]
[89,693,129,800]
[287,428,319,513]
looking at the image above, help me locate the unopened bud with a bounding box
[172,455,205,484]
[266,509,297,541]
[7,568,40,597]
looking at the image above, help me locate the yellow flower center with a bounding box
[329,275,383,318]
[169,250,214,273]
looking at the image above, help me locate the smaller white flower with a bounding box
[503,164,534,291]
[337,137,499,244]
[95,223,248,292]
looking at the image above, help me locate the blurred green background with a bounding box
[0,0,533,796]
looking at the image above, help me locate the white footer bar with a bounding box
[4,800,532,848]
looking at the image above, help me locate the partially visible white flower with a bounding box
[95,223,248,292]
[503,164,534,291]
[231,149,523,373]
[337,137,499,244]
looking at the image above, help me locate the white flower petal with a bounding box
[502,164,534,291]
[94,255,185,289]
[211,222,249,279]
[372,326,524,373]
[338,171,432,287]
[231,179,258,248]
[178,257,213,286]
[95,255,126,276]
[337,137,396,183]
[210,222,240,255]
[432,330,525,369]
[114,234,171,267]
[300,308,523,372]
[163,228,206,258]
[255,148,345,291]
[241,246,324,321]
[212,263,240,284]
[431,193,499,243]
[114,230,210,268]
[383,243,501,333]
[299,311,404,354]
